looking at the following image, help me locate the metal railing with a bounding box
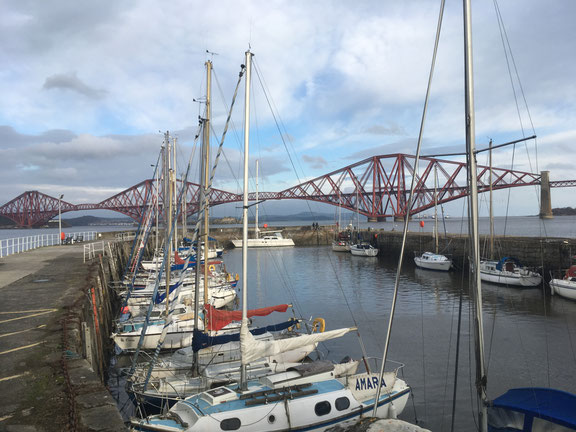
[115,231,136,241]
[83,241,106,262]
[0,231,98,258]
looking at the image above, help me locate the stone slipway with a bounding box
[0,244,125,432]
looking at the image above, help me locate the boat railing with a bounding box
[0,231,98,258]
[362,356,406,375]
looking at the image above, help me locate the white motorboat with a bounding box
[479,257,542,287]
[414,251,451,271]
[550,265,576,300]
[231,230,295,248]
[331,240,350,252]
[350,242,378,257]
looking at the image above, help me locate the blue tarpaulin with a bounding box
[191,320,297,352]
[490,387,576,430]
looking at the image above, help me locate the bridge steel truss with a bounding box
[1,154,575,227]
[261,154,546,220]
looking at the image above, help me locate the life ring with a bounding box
[312,317,325,333]
[208,264,216,272]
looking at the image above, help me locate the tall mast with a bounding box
[255,159,259,239]
[434,164,439,254]
[203,60,212,307]
[164,132,172,316]
[173,137,178,253]
[240,50,252,390]
[489,139,494,260]
[192,61,212,373]
[463,0,488,429]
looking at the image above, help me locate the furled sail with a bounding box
[240,319,352,364]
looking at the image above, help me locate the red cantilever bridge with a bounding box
[1,153,575,228]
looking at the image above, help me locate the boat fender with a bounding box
[312,317,325,333]
[226,273,232,282]
[208,264,216,272]
[235,273,240,281]
[288,320,301,332]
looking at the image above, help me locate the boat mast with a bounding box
[489,139,494,260]
[434,164,439,254]
[203,60,212,307]
[164,132,172,316]
[255,159,259,239]
[192,60,212,373]
[173,137,178,254]
[240,50,252,391]
[463,0,488,429]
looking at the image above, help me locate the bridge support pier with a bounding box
[540,170,554,219]
[367,217,378,222]
[394,216,405,222]
[377,217,386,222]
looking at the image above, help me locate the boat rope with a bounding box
[373,0,445,419]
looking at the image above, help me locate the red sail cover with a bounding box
[174,251,187,265]
[205,304,290,331]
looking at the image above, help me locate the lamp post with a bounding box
[58,194,64,245]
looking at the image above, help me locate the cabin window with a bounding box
[314,401,332,416]
[220,417,241,430]
[268,415,276,423]
[335,397,350,411]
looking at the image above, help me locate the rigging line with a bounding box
[450,266,465,432]
[493,0,542,220]
[251,60,305,184]
[251,60,319,222]
[502,144,516,238]
[493,0,538,169]
[374,0,446,417]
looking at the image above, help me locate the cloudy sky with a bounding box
[1,0,575,219]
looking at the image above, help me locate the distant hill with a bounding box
[552,207,576,216]
[60,216,135,227]
[0,211,344,228]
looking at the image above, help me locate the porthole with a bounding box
[335,397,350,411]
[314,401,332,416]
[220,417,241,431]
[268,414,276,423]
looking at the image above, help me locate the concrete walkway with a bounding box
[0,244,125,431]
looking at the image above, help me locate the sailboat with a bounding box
[231,160,295,248]
[332,191,351,252]
[457,1,576,429]
[349,188,378,257]
[414,165,452,271]
[549,264,576,301]
[130,50,410,432]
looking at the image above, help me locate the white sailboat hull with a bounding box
[479,260,541,287]
[350,244,378,256]
[231,238,295,248]
[550,278,576,300]
[331,241,349,252]
[414,252,452,271]
[131,373,410,432]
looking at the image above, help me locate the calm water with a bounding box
[215,245,576,431]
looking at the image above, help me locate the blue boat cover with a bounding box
[192,319,297,352]
[496,257,522,271]
[491,387,576,429]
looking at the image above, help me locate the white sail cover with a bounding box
[240,319,352,365]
